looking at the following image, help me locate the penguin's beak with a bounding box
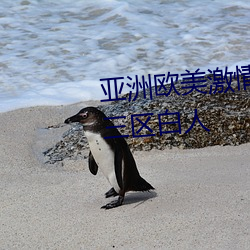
[64,114,81,124]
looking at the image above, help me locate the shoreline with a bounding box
[0,102,249,249]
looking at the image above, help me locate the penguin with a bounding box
[65,107,154,209]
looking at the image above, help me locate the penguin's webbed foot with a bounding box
[101,196,124,209]
[105,187,118,198]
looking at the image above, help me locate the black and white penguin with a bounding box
[65,107,154,209]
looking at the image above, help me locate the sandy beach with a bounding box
[0,102,249,249]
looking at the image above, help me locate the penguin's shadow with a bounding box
[122,191,157,208]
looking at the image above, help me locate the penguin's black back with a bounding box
[101,126,154,192]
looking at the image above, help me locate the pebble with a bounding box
[43,76,250,164]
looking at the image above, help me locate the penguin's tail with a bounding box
[132,176,154,192]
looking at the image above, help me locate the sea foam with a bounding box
[0,0,249,112]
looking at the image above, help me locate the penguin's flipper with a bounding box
[114,142,124,190]
[88,151,98,175]
[105,187,118,198]
[101,196,124,209]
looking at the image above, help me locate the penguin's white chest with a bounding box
[84,131,120,193]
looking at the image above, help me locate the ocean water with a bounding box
[0,0,249,112]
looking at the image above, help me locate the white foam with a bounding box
[0,0,249,112]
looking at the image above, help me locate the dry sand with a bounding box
[0,102,249,250]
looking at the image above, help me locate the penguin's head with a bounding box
[65,107,108,130]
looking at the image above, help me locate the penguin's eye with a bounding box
[79,112,88,119]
